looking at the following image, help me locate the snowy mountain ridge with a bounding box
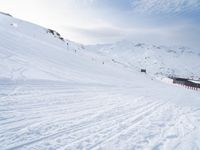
[0,11,12,17]
[1,12,199,81]
[86,40,200,80]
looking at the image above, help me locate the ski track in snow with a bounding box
[0,81,200,150]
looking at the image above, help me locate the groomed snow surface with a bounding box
[1,13,200,150]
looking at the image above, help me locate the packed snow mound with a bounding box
[86,40,200,79]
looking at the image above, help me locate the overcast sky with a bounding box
[0,0,200,49]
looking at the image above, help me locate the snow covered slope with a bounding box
[0,13,141,85]
[0,13,200,150]
[86,40,200,79]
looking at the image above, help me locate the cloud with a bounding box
[58,21,200,49]
[131,0,200,14]
[58,23,126,44]
[0,0,200,49]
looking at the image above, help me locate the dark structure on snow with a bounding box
[170,77,200,90]
[47,29,65,41]
[141,69,146,74]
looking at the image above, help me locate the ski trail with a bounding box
[1,82,200,150]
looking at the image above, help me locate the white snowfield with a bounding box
[0,13,200,150]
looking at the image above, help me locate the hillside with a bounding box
[0,13,143,85]
[86,40,200,79]
[0,13,200,150]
